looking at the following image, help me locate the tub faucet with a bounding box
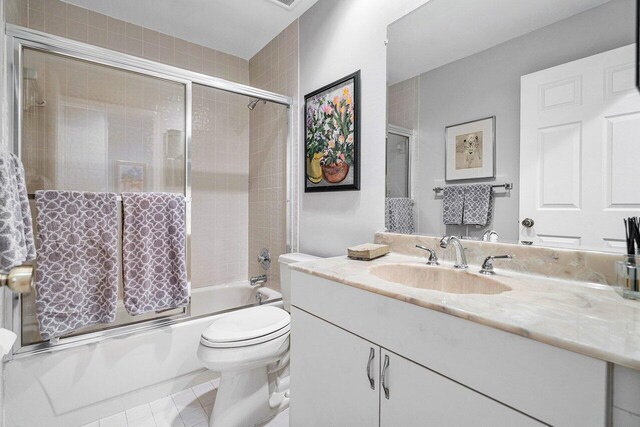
[439,236,468,269]
[250,274,267,287]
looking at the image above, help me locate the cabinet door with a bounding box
[379,350,543,427]
[290,307,380,427]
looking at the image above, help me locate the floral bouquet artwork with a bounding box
[304,71,360,192]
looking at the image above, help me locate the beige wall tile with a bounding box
[66,3,85,23]
[248,19,298,291]
[87,9,106,29]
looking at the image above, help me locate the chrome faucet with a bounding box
[439,236,468,269]
[415,245,439,265]
[481,230,499,242]
[250,274,267,287]
[479,255,514,275]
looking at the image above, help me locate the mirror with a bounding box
[386,0,639,253]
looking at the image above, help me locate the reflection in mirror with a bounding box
[386,0,638,253]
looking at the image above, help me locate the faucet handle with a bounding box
[479,255,514,275]
[415,245,439,265]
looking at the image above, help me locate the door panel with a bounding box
[520,44,640,250]
[379,350,542,427]
[290,308,380,427]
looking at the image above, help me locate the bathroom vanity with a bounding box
[289,245,640,426]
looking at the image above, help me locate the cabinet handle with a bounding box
[381,354,390,399]
[366,347,375,389]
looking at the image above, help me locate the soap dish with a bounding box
[348,244,390,261]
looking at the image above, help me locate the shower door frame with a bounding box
[3,24,297,359]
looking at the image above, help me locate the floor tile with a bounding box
[202,404,213,417]
[171,389,200,412]
[266,408,289,427]
[128,418,157,427]
[153,406,185,427]
[179,406,208,427]
[191,382,216,406]
[99,412,128,427]
[150,396,177,414]
[126,403,154,422]
[196,390,217,406]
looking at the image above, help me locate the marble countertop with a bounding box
[291,253,640,370]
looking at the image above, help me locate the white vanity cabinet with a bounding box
[290,270,611,426]
[378,348,542,426]
[291,306,541,426]
[290,306,380,426]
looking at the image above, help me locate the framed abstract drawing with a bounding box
[445,116,495,181]
[304,70,360,192]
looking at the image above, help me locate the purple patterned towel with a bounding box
[442,186,465,225]
[463,184,493,226]
[0,153,36,274]
[34,191,119,340]
[122,192,188,315]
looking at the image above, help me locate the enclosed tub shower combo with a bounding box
[1,24,297,427]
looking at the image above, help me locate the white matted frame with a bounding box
[445,116,495,181]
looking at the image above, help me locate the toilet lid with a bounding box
[201,306,290,344]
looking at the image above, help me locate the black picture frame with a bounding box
[304,70,361,192]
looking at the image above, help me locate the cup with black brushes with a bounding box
[617,217,640,300]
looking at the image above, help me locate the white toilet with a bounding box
[197,253,318,427]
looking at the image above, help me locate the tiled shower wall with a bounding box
[5,0,251,289]
[388,76,420,131]
[191,85,249,287]
[248,20,298,291]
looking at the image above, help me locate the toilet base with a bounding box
[210,367,283,427]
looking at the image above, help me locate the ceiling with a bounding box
[63,0,319,59]
[387,0,612,85]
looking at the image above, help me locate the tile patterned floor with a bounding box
[81,379,289,427]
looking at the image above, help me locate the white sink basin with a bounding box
[369,264,512,295]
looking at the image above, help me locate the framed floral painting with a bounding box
[304,70,360,192]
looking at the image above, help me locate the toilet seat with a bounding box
[200,306,290,348]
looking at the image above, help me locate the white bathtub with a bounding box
[5,282,283,427]
[191,280,281,317]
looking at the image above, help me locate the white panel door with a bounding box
[520,44,640,251]
[379,349,542,426]
[289,307,380,427]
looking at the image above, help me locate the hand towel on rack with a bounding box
[0,153,36,274]
[385,197,415,234]
[34,191,119,340]
[442,186,465,225]
[122,192,188,315]
[463,184,493,226]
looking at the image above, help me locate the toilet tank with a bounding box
[279,253,320,312]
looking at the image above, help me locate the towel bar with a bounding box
[27,193,191,202]
[433,183,513,193]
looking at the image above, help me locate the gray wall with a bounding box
[414,0,635,242]
[298,0,429,256]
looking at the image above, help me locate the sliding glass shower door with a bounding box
[19,47,189,346]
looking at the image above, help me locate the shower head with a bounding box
[247,98,266,110]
